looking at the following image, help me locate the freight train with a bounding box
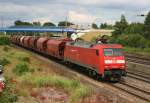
[10,36,126,81]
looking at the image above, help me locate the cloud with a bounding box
[74,0,150,9]
[33,17,52,24]
[0,0,150,27]
[69,11,96,23]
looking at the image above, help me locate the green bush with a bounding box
[17,53,30,63]
[0,58,10,66]
[143,48,150,53]
[0,36,10,45]
[146,40,150,48]
[124,47,150,56]
[0,80,18,103]
[115,35,129,46]
[24,75,80,90]
[127,34,146,48]
[19,56,30,63]
[111,34,147,48]
[71,85,91,103]
[3,46,10,52]
[13,62,30,76]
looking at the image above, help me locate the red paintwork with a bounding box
[64,44,126,75]
[65,45,100,72]
[0,82,5,92]
[13,36,18,44]
[104,56,125,70]
[36,37,49,52]
[16,36,21,43]
[28,36,39,49]
[46,38,72,59]
[23,36,31,47]
[17,36,23,44]
[20,36,26,46]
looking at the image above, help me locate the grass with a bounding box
[0,79,18,103]
[124,47,150,58]
[0,36,92,103]
[13,62,30,76]
[17,55,30,63]
[0,58,10,66]
[3,46,10,52]
[80,30,112,41]
[0,36,10,45]
[20,73,91,103]
[71,85,91,103]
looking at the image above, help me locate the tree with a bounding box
[113,34,146,48]
[14,20,33,36]
[33,22,41,26]
[58,21,74,27]
[124,23,144,34]
[14,20,23,26]
[100,23,114,29]
[14,20,32,26]
[92,23,98,29]
[113,15,128,36]
[144,11,150,39]
[43,22,56,27]
[100,23,107,29]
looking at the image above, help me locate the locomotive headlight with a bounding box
[105,60,125,64]
[116,60,125,63]
[105,60,113,64]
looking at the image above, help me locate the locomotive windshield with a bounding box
[104,48,123,56]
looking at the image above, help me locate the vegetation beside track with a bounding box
[81,13,150,58]
[0,36,10,45]
[124,47,150,58]
[0,40,92,103]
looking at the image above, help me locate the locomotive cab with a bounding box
[102,46,126,81]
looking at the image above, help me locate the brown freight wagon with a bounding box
[28,36,39,49]
[36,37,49,53]
[23,36,31,47]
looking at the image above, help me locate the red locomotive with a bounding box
[10,36,126,81]
[0,82,5,93]
[0,65,5,93]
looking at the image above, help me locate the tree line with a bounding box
[13,20,113,29]
[92,23,114,29]
[111,11,150,48]
[14,20,74,27]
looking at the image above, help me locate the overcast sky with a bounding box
[0,0,150,27]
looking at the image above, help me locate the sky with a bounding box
[0,0,150,27]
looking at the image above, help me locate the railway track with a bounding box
[126,55,150,65]
[127,71,150,84]
[111,70,150,102]
[111,81,150,102]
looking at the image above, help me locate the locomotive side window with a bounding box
[104,48,123,56]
